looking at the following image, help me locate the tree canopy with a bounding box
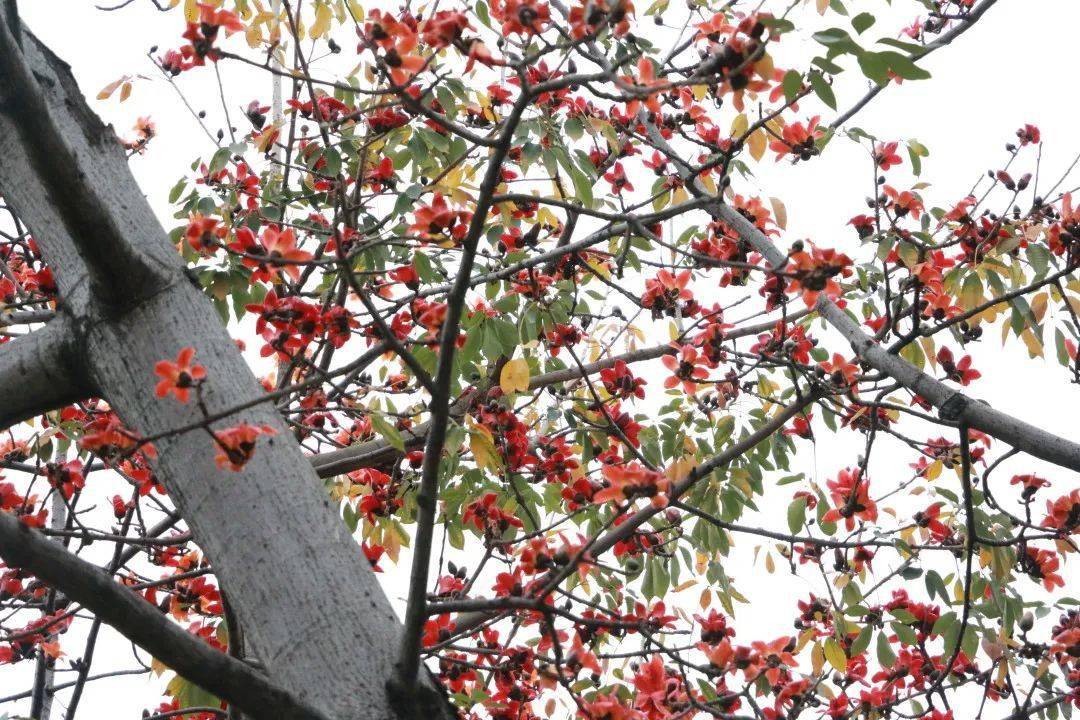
[1,1,1079,719]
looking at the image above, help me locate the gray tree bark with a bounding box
[0,19,447,720]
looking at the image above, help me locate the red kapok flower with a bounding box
[154,347,207,403]
[661,344,709,394]
[213,423,277,471]
[822,468,877,531]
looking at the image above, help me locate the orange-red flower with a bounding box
[632,655,672,719]
[604,161,634,194]
[184,213,225,255]
[641,269,693,317]
[747,637,797,686]
[492,0,551,35]
[581,692,642,720]
[822,468,877,530]
[363,10,428,86]
[213,423,276,472]
[595,462,669,507]
[1022,547,1065,591]
[230,225,313,283]
[419,10,471,48]
[770,116,823,161]
[819,353,859,387]
[874,141,903,171]
[410,194,471,240]
[661,344,709,394]
[936,347,981,386]
[786,244,852,307]
[1042,490,1080,534]
[915,502,950,539]
[622,57,663,117]
[883,185,924,219]
[568,0,634,40]
[154,347,206,403]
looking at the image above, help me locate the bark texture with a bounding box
[0,317,92,428]
[0,21,448,720]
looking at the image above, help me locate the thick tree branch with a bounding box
[0,510,328,720]
[644,120,1080,475]
[0,11,170,307]
[0,19,452,720]
[0,317,93,429]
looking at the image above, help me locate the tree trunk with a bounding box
[0,22,445,720]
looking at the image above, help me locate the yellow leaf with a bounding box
[699,172,717,195]
[383,521,402,562]
[811,642,825,675]
[824,637,848,672]
[815,0,829,14]
[699,587,711,610]
[1031,292,1049,323]
[184,0,199,22]
[310,2,333,38]
[119,81,132,102]
[97,77,126,100]
[753,53,774,81]
[920,336,937,368]
[1020,327,1043,358]
[469,425,502,471]
[748,129,766,161]
[730,113,749,138]
[770,197,788,230]
[246,23,265,47]
[500,358,530,394]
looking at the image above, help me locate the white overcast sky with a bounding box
[5,0,1080,717]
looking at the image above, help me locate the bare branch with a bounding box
[830,0,1001,128]
[644,119,1080,474]
[0,510,329,720]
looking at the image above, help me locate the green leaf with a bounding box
[782,70,803,104]
[824,637,848,671]
[880,51,931,80]
[876,631,898,666]
[787,496,808,534]
[850,625,873,656]
[565,117,585,141]
[813,28,857,49]
[809,73,837,110]
[851,12,875,34]
[208,146,232,175]
[370,414,405,451]
[168,178,187,204]
[857,52,890,85]
[812,56,845,75]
